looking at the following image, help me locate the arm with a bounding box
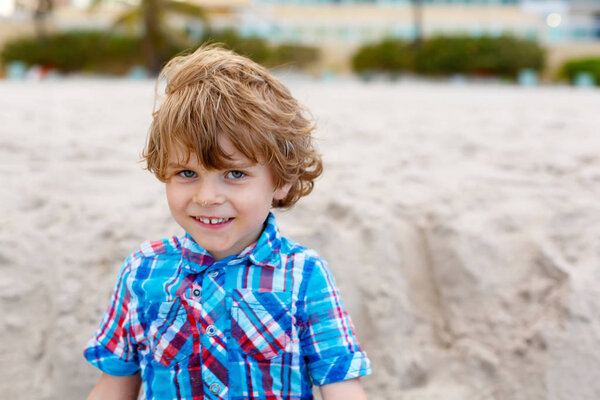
[320,378,367,400]
[84,256,142,391]
[87,373,141,400]
[299,259,372,389]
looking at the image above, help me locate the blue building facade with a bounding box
[238,0,600,45]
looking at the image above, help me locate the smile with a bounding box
[193,216,233,225]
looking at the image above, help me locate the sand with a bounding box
[1,77,599,399]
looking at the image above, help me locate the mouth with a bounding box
[192,216,234,226]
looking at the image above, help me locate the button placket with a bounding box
[200,263,228,396]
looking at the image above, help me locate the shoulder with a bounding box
[278,234,327,270]
[134,235,182,258]
[277,235,334,298]
[122,235,184,273]
[114,235,185,299]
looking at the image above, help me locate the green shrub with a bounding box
[559,57,600,85]
[351,35,545,78]
[415,36,476,75]
[352,38,414,74]
[416,35,544,77]
[200,29,319,69]
[1,31,144,73]
[1,29,320,74]
[201,29,271,64]
[267,44,319,68]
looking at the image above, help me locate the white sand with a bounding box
[1,77,600,399]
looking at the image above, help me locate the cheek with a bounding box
[232,187,273,211]
[165,184,186,210]
[253,182,279,202]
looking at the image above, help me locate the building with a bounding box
[234,0,600,71]
[3,0,599,44]
[1,0,599,73]
[238,0,600,46]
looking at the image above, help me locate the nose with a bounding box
[192,177,225,207]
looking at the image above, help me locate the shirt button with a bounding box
[208,270,219,278]
[192,288,201,297]
[209,383,220,394]
[206,325,217,337]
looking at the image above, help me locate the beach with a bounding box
[1,77,599,399]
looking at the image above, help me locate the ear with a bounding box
[273,182,293,201]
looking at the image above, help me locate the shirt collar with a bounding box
[178,212,283,274]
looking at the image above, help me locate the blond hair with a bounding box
[143,45,322,208]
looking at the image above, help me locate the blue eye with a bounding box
[226,170,245,179]
[178,170,197,178]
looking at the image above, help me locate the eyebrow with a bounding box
[166,162,189,169]
[166,160,255,171]
[226,160,254,169]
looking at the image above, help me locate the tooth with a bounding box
[195,217,230,224]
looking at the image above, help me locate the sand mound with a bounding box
[1,78,599,399]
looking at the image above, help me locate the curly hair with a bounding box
[143,44,323,208]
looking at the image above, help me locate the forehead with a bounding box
[167,136,255,167]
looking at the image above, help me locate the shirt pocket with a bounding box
[147,298,195,367]
[231,289,293,360]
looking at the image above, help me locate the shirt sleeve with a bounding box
[299,258,372,386]
[83,255,140,376]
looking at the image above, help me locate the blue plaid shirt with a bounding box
[84,213,371,399]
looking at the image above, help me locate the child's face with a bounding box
[164,136,291,260]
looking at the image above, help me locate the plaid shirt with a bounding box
[84,213,371,399]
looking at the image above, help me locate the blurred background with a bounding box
[2,1,600,400]
[0,0,600,83]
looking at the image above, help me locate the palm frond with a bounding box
[112,8,142,30]
[164,0,208,22]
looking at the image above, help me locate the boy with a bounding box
[84,45,371,400]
